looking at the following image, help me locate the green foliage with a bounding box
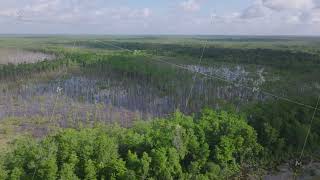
[199,109,262,174]
[0,162,8,180]
[2,129,127,180]
[83,40,320,69]
[245,100,320,164]
[126,151,151,179]
[0,55,69,80]
[0,109,262,179]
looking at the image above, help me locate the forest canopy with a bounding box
[0,109,263,180]
[2,105,318,179]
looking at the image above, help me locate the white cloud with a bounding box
[25,0,59,12]
[315,0,320,7]
[0,0,151,24]
[300,8,320,23]
[258,0,320,25]
[143,8,151,17]
[262,0,315,11]
[0,0,319,35]
[310,9,320,22]
[240,5,267,19]
[0,8,18,17]
[285,14,302,24]
[180,0,200,12]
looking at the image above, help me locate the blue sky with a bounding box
[0,0,319,35]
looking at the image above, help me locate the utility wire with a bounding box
[4,14,320,137]
[92,40,320,112]
[94,40,133,52]
[299,95,320,160]
[7,16,320,174]
[185,41,207,110]
[10,34,315,112]
[95,40,320,167]
[32,40,78,180]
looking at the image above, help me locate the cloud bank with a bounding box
[0,0,319,35]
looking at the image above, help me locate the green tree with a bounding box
[199,109,262,175]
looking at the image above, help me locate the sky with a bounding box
[0,0,319,35]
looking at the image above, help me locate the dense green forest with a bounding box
[0,110,262,179]
[82,41,320,68]
[1,107,319,179]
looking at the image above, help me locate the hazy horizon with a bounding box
[1,34,320,38]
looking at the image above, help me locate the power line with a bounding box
[299,95,320,160]
[93,40,320,167]
[31,40,77,180]
[185,41,207,110]
[92,40,320,112]
[2,15,319,111]
[6,15,320,174]
[2,29,317,112]
[94,40,133,52]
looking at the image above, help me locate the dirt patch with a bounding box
[264,162,320,180]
